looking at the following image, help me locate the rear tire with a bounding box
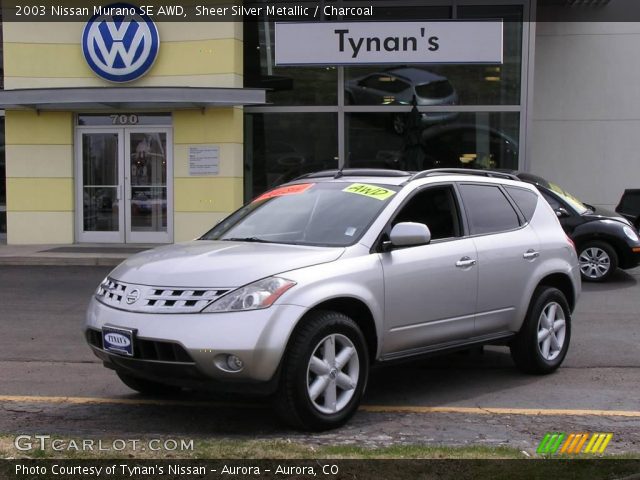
[511,286,571,374]
[274,310,369,431]
[578,240,618,282]
[116,371,180,395]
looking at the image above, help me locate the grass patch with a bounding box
[0,434,526,460]
[1,434,637,461]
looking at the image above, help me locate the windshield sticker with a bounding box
[343,183,396,201]
[253,183,314,203]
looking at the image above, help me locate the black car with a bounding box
[517,172,640,282]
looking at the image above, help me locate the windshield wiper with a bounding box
[222,237,274,243]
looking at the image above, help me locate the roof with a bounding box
[290,168,522,186]
[0,87,267,111]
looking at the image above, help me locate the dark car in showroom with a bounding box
[516,172,640,282]
[345,68,458,134]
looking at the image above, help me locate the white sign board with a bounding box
[275,21,503,66]
[189,145,220,176]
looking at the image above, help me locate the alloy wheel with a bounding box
[306,334,360,415]
[579,247,611,279]
[536,301,567,361]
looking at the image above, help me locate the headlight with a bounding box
[95,277,109,295]
[202,277,296,313]
[623,226,639,242]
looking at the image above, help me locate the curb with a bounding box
[0,257,125,267]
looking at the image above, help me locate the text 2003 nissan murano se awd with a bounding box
[85,169,580,430]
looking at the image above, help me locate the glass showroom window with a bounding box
[347,112,519,171]
[244,113,338,201]
[244,18,337,106]
[244,1,530,198]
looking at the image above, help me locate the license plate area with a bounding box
[102,325,135,357]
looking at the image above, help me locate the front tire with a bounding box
[578,240,618,282]
[511,286,571,374]
[275,310,369,431]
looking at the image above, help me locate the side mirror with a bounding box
[555,208,570,218]
[387,222,432,249]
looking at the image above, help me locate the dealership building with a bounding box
[0,0,636,244]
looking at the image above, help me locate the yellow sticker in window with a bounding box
[343,183,396,200]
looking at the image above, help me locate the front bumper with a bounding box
[85,297,306,390]
[618,240,640,269]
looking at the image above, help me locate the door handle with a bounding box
[456,256,477,268]
[523,249,540,260]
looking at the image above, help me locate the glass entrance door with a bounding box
[76,127,172,243]
[125,129,171,243]
[77,131,124,243]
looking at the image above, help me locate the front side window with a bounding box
[459,184,520,235]
[202,182,399,247]
[391,185,461,240]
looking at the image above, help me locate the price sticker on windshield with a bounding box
[343,183,396,201]
[253,183,314,203]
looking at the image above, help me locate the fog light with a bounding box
[226,354,244,372]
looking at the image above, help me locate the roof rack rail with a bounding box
[293,169,410,181]
[408,168,520,182]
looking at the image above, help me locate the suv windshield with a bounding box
[201,182,399,247]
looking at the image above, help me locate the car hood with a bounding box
[109,241,345,288]
[583,206,632,226]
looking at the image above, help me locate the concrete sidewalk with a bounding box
[0,243,155,266]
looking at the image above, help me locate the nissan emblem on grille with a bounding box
[126,289,140,304]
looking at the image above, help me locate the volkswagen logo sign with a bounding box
[82,3,159,83]
[126,289,141,305]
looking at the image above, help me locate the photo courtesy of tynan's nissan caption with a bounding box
[15,464,209,477]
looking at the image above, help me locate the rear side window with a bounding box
[505,187,539,222]
[459,184,521,235]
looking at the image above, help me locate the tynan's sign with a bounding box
[82,3,160,82]
[275,21,503,66]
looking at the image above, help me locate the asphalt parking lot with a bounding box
[0,265,639,454]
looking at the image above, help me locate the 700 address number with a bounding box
[110,114,139,125]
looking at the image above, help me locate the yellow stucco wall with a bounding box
[172,108,243,242]
[2,22,243,89]
[5,111,75,244]
[3,19,244,244]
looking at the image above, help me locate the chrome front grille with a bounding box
[96,278,230,313]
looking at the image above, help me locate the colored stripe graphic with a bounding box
[584,433,613,454]
[538,432,613,455]
[537,433,565,454]
[560,433,589,454]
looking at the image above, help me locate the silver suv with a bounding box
[85,169,580,430]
